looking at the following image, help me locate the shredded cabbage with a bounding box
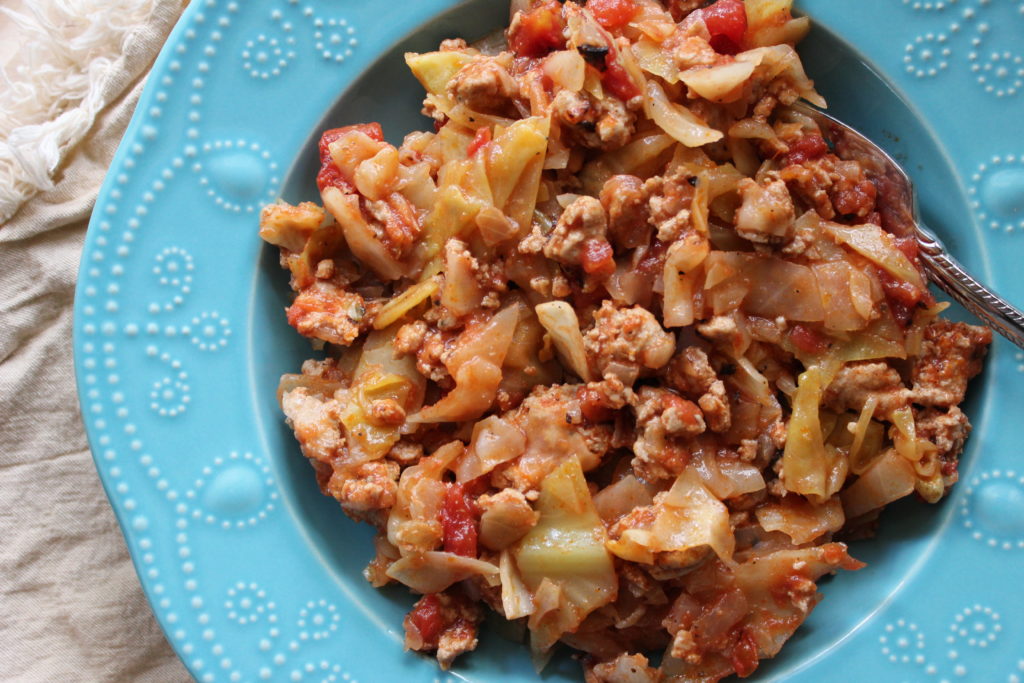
[535,301,593,382]
[514,457,618,655]
[780,367,847,502]
[644,80,724,148]
[607,468,735,568]
[410,306,519,422]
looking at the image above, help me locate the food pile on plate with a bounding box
[259,0,990,679]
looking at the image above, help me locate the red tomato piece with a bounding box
[892,237,933,304]
[467,126,492,157]
[316,123,384,192]
[730,628,760,678]
[509,0,565,58]
[785,133,829,165]
[789,323,829,355]
[602,54,641,101]
[875,267,926,326]
[577,385,615,424]
[587,0,639,29]
[441,482,478,558]
[703,0,748,55]
[407,594,443,644]
[580,238,616,277]
[888,239,937,303]
[876,268,923,309]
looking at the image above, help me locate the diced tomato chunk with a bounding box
[581,238,616,277]
[730,628,760,678]
[876,266,928,326]
[441,482,478,557]
[876,269,923,308]
[895,237,932,304]
[316,123,384,192]
[407,594,444,644]
[785,134,829,166]
[703,0,747,55]
[587,0,639,29]
[577,385,615,423]
[789,323,829,355]
[467,126,492,157]
[602,54,640,101]
[509,0,565,58]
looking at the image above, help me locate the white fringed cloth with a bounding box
[0,1,190,679]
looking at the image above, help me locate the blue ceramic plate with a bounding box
[73,0,1024,681]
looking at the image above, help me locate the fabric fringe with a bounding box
[0,0,161,224]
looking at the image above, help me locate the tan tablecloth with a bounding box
[1,1,191,680]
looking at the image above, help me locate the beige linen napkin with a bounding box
[1,1,190,680]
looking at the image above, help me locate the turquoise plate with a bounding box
[73,0,1024,680]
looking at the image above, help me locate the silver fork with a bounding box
[791,102,1024,350]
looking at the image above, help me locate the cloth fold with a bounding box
[0,1,191,680]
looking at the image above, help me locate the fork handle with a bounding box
[917,234,1024,350]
